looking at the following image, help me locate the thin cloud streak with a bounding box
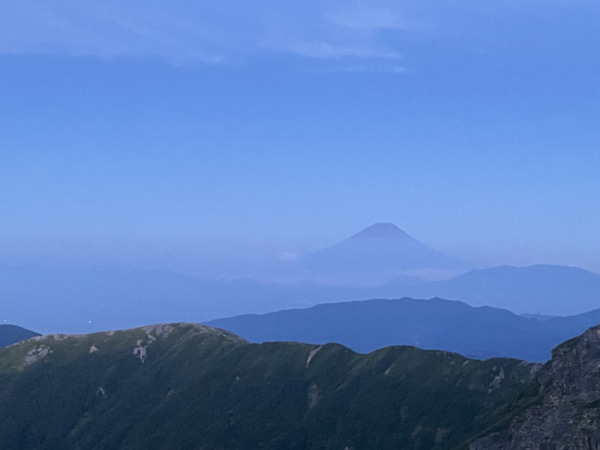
[1,0,595,64]
[0,0,411,63]
[264,40,401,60]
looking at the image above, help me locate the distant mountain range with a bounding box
[403,264,600,315]
[2,262,600,334]
[2,224,600,333]
[4,294,599,362]
[1,322,599,449]
[209,297,600,362]
[0,325,39,348]
[0,264,345,333]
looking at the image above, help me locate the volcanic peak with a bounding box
[348,223,413,241]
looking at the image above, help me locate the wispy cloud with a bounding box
[0,0,411,64]
[0,2,231,62]
[2,0,587,65]
[265,40,401,60]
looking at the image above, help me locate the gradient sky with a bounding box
[1,0,599,275]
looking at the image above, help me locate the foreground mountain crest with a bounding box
[0,323,599,449]
[0,323,243,373]
[0,323,533,449]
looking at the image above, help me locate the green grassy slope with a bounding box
[0,323,536,450]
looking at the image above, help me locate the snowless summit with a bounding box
[348,223,414,241]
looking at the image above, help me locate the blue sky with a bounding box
[1,0,599,275]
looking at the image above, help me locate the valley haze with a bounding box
[2,224,599,335]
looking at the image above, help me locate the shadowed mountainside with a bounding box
[0,323,534,449]
[3,322,600,448]
[0,324,39,348]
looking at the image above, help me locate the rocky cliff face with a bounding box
[470,325,600,449]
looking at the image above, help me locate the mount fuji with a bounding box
[296,223,469,284]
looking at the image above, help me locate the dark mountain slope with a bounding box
[208,298,598,362]
[0,324,39,347]
[0,323,534,450]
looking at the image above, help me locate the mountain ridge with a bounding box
[407,264,600,315]
[3,262,600,334]
[0,321,535,449]
[208,297,600,362]
[2,321,600,448]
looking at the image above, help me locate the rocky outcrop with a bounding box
[470,325,600,449]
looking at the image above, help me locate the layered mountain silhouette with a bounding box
[208,297,600,362]
[296,223,468,283]
[0,264,421,334]
[3,225,600,333]
[3,262,600,334]
[404,264,600,315]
